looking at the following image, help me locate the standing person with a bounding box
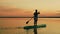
[34,9,40,26]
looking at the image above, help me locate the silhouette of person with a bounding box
[26,9,40,25]
[34,9,40,26]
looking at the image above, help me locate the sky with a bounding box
[0,0,60,34]
[0,0,60,17]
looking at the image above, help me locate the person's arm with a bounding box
[38,12,40,14]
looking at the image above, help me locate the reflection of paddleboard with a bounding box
[24,24,46,30]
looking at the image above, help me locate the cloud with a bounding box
[0,6,33,17]
[0,6,24,16]
[0,6,59,17]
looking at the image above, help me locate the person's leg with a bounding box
[34,20,37,26]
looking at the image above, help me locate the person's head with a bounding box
[35,9,37,12]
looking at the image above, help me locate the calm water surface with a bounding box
[0,18,60,34]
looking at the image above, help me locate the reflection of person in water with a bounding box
[34,9,40,26]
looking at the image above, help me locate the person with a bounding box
[34,9,40,26]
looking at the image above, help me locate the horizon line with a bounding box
[0,16,60,18]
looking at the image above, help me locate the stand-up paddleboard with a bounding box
[24,24,46,30]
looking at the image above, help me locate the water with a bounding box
[0,18,60,34]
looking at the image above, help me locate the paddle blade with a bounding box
[26,21,29,24]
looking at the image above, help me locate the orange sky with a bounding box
[0,0,60,17]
